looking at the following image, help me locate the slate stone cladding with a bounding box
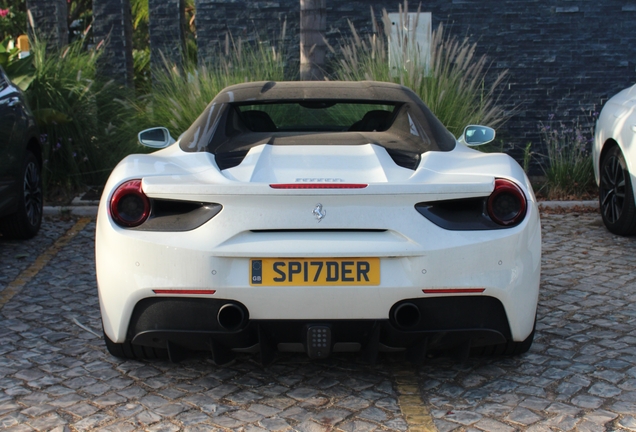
[195,0,227,66]
[148,0,185,70]
[192,0,636,168]
[92,0,135,88]
[26,0,68,50]
[195,0,296,66]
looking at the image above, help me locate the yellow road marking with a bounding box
[393,367,438,432]
[0,218,92,309]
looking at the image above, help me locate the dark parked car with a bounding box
[0,65,42,239]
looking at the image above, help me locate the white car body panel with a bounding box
[594,84,636,197]
[96,141,541,344]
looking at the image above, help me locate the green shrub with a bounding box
[132,48,151,94]
[127,33,287,138]
[329,2,508,138]
[24,38,139,192]
[539,113,595,200]
[11,25,285,196]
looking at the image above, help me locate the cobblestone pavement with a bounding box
[0,217,76,292]
[0,211,635,431]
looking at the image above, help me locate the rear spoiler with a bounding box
[141,172,495,200]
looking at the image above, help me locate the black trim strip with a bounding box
[416,197,510,230]
[132,200,222,231]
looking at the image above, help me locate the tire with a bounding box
[599,145,636,236]
[103,330,168,360]
[471,320,535,356]
[0,151,43,239]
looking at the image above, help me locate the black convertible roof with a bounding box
[212,81,421,104]
[178,81,457,170]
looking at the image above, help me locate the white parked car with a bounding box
[96,81,541,364]
[594,84,636,235]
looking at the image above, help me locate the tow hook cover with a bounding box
[306,325,331,359]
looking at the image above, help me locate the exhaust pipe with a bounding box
[217,303,246,331]
[393,303,421,329]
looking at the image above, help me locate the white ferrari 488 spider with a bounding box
[96,81,541,364]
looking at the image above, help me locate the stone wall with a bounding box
[92,0,135,88]
[26,0,68,50]
[148,0,185,70]
[195,0,295,66]
[189,0,636,166]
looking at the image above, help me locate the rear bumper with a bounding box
[127,296,512,358]
[96,195,541,345]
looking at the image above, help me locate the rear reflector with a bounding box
[153,290,216,295]
[270,183,368,189]
[422,288,485,294]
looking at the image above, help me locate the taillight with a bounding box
[487,179,527,226]
[109,179,150,227]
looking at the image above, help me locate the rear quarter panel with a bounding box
[595,86,636,190]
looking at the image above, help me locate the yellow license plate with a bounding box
[250,258,380,286]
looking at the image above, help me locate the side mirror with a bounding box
[138,127,175,149]
[460,125,496,146]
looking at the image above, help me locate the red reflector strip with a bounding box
[153,290,216,295]
[270,183,368,189]
[422,288,485,294]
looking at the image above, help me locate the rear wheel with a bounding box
[599,145,636,235]
[0,151,43,239]
[103,331,168,360]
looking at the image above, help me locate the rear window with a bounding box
[235,102,399,132]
